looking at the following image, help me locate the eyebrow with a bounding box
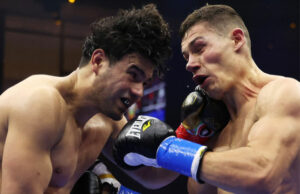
[129,65,146,78]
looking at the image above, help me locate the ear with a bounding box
[231,28,246,52]
[91,49,106,74]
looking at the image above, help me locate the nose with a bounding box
[186,55,200,73]
[131,83,144,99]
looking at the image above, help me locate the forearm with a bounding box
[200,147,277,193]
[102,153,179,189]
[102,139,179,189]
[187,178,217,194]
[122,166,179,189]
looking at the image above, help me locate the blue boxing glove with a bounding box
[113,115,208,182]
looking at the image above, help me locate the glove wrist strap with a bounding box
[156,136,207,183]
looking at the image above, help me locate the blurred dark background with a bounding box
[0,0,298,193]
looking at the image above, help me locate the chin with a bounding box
[206,88,223,100]
[98,105,123,121]
[106,111,123,121]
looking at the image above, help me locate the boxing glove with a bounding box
[176,86,230,144]
[113,115,208,182]
[113,115,175,170]
[92,161,140,194]
[71,171,101,194]
[92,162,120,193]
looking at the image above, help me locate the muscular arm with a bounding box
[187,178,217,194]
[200,79,300,193]
[1,88,65,194]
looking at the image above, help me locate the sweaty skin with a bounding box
[182,22,300,194]
[0,52,160,194]
[0,76,126,194]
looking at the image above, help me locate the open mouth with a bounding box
[193,75,208,85]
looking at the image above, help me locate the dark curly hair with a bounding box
[80,4,171,77]
[179,4,251,50]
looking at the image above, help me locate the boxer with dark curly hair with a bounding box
[0,4,172,194]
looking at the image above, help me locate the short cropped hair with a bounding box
[179,4,251,50]
[80,4,171,77]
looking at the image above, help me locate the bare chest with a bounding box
[213,108,257,152]
[48,117,112,188]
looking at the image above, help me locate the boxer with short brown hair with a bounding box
[180,5,300,193]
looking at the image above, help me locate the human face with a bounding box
[93,53,154,120]
[181,22,240,99]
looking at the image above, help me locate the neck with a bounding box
[73,106,99,128]
[222,63,273,120]
[59,67,98,128]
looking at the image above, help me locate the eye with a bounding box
[128,71,143,82]
[193,45,204,54]
[182,53,189,62]
[193,42,205,54]
[126,65,146,83]
[195,48,203,53]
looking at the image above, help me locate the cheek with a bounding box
[202,48,222,64]
[111,81,128,96]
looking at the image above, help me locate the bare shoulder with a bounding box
[86,113,127,138]
[1,75,65,110]
[0,74,61,104]
[3,81,68,147]
[250,77,300,145]
[11,85,65,117]
[248,78,300,178]
[256,77,300,117]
